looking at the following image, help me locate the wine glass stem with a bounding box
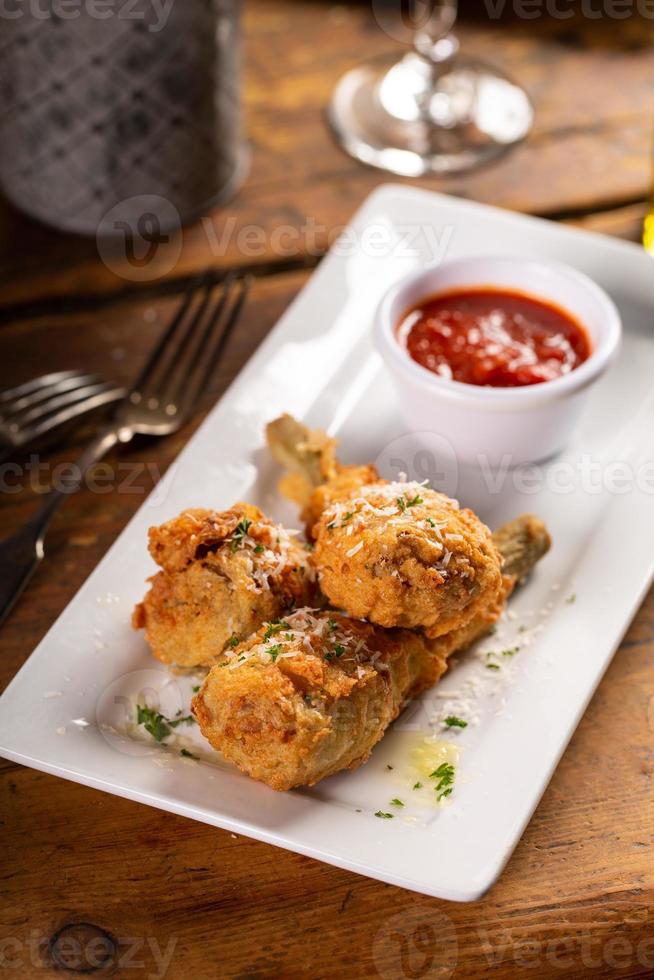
[414,0,459,64]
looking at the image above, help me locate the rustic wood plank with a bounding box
[2,6,654,978]
[1,594,652,979]
[567,201,648,240]
[0,1,651,307]
[0,270,308,672]
[1,270,653,979]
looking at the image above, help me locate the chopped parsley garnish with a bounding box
[268,644,282,662]
[253,544,264,554]
[332,644,345,657]
[413,782,423,790]
[230,518,252,551]
[501,646,520,657]
[375,811,394,819]
[390,798,404,807]
[192,685,201,693]
[486,662,501,671]
[226,635,240,649]
[397,494,423,512]
[341,512,354,525]
[566,593,577,604]
[263,620,290,641]
[327,618,338,633]
[136,705,171,742]
[304,542,314,551]
[180,748,199,760]
[136,705,194,742]
[327,521,336,531]
[172,713,195,727]
[444,716,467,729]
[426,517,436,528]
[430,762,455,801]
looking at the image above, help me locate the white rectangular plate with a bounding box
[1,186,654,902]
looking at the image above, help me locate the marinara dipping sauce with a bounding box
[399,288,592,388]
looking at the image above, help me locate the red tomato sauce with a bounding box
[399,288,591,388]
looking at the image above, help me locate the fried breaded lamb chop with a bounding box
[192,514,550,790]
[266,414,503,639]
[132,504,317,670]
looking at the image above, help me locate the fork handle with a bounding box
[0,424,128,626]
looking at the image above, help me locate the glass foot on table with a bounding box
[328,51,534,177]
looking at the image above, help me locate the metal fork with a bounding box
[0,370,126,460]
[0,271,250,626]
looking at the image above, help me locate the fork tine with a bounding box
[128,270,213,400]
[0,370,83,404]
[144,280,218,401]
[1,373,100,418]
[180,276,250,416]
[9,381,123,430]
[21,385,126,444]
[162,272,238,407]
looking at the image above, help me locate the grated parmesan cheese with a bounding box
[223,608,375,672]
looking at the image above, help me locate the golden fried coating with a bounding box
[313,481,503,639]
[132,505,317,670]
[192,608,448,791]
[191,515,550,791]
[267,414,503,639]
[429,514,551,661]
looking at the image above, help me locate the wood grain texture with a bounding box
[1,2,654,978]
[0,1,652,308]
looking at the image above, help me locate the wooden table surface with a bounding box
[2,3,654,978]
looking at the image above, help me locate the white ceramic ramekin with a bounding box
[374,255,622,466]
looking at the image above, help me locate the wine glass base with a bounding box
[327,52,534,177]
